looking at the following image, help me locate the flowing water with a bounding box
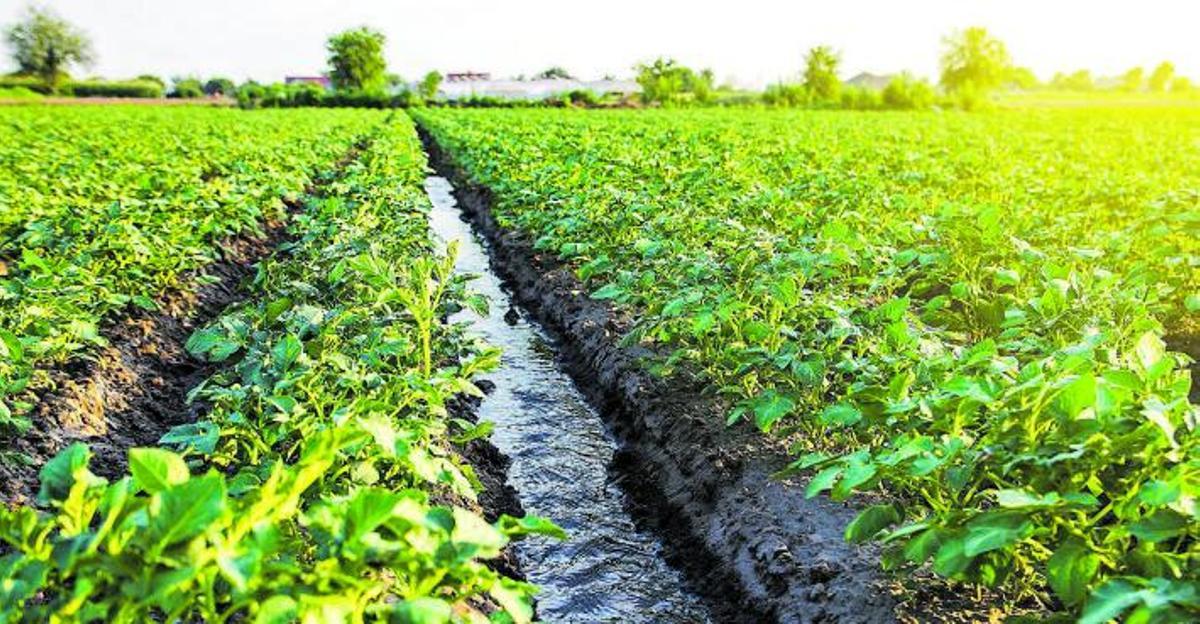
[425,176,713,623]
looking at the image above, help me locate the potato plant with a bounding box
[0,106,386,439]
[0,114,559,622]
[415,107,1200,620]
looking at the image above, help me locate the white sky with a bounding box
[2,0,1197,88]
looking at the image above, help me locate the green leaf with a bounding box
[1185,293,1200,313]
[819,403,862,427]
[0,329,24,363]
[1047,540,1100,606]
[159,421,219,454]
[129,447,190,494]
[255,596,298,624]
[391,598,451,624]
[933,536,971,577]
[1130,511,1189,543]
[962,511,1031,556]
[995,489,1061,509]
[1137,480,1181,507]
[1080,580,1144,624]
[591,284,624,300]
[845,504,901,543]
[271,334,303,372]
[1134,332,1165,372]
[38,443,91,504]
[805,465,841,498]
[752,390,795,432]
[150,472,227,549]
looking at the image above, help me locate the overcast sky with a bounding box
[1,0,1197,87]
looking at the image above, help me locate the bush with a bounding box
[762,83,809,107]
[66,80,164,98]
[0,86,43,100]
[171,78,204,98]
[839,86,882,110]
[882,73,935,110]
[0,75,52,94]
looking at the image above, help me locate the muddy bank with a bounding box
[0,227,286,503]
[421,130,900,623]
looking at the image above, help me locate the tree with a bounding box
[1148,62,1175,92]
[326,27,387,92]
[4,6,93,90]
[171,76,204,98]
[939,27,1011,94]
[1171,76,1194,94]
[803,45,840,100]
[136,74,165,88]
[882,72,935,109]
[534,66,573,80]
[1051,70,1095,92]
[419,70,442,100]
[1006,66,1039,90]
[203,77,235,96]
[634,58,711,105]
[1120,66,1144,92]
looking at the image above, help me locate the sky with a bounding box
[1,0,1197,88]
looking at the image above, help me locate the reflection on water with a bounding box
[426,176,712,623]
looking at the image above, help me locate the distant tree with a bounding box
[939,27,1011,94]
[1120,66,1144,92]
[203,77,235,96]
[3,6,93,91]
[882,72,935,109]
[136,74,165,88]
[535,66,573,80]
[419,70,442,99]
[634,58,713,105]
[1006,66,1039,90]
[1171,76,1194,94]
[1148,62,1175,92]
[634,58,686,104]
[802,45,841,100]
[326,27,387,92]
[1051,70,1095,92]
[171,76,204,98]
[385,73,404,88]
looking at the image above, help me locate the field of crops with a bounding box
[0,107,554,622]
[415,107,1200,621]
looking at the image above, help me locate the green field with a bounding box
[1,102,1197,622]
[416,106,1200,619]
[0,107,555,622]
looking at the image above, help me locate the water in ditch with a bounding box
[425,176,713,623]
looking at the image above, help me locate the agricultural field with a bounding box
[415,107,1200,621]
[0,107,555,622]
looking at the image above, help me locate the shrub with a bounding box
[882,73,935,110]
[171,77,204,98]
[66,79,164,98]
[762,83,809,107]
[839,86,882,110]
[0,86,43,100]
[0,74,52,94]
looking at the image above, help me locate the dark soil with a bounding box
[0,228,285,503]
[421,130,900,623]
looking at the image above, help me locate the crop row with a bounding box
[0,106,387,441]
[0,112,555,622]
[414,107,1200,621]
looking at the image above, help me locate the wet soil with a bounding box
[0,228,285,503]
[421,130,901,623]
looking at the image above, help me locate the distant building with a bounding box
[445,72,492,82]
[285,76,332,90]
[844,72,894,90]
[431,76,640,101]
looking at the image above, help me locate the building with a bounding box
[844,72,894,90]
[431,76,640,101]
[445,72,492,82]
[285,76,332,90]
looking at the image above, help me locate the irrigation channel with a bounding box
[425,176,715,623]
